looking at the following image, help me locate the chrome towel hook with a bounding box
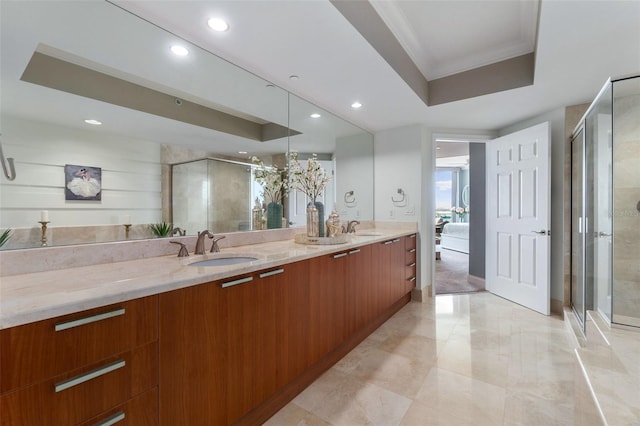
[0,135,16,181]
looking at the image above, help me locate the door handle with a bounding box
[598,231,612,238]
[531,230,550,236]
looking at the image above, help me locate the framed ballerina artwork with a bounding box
[64,164,102,201]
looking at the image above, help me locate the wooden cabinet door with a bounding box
[159,282,227,426]
[225,273,277,424]
[273,260,311,387]
[307,252,347,364]
[373,238,404,311]
[345,245,373,335]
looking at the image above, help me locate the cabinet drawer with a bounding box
[0,341,158,426]
[79,387,158,426]
[1,295,158,393]
[405,234,417,251]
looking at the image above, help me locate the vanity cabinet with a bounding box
[159,260,311,425]
[0,296,159,426]
[0,235,417,426]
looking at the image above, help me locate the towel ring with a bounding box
[344,190,357,207]
[391,188,407,206]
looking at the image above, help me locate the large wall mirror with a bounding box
[0,1,374,250]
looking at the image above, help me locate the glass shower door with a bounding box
[586,87,613,322]
[571,128,586,329]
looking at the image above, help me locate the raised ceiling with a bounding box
[371,0,539,80]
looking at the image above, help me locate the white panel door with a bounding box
[486,122,551,315]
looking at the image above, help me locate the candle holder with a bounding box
[38,221,50,247]
[123,224,132,239]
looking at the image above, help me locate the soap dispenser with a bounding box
[326,208,341,237]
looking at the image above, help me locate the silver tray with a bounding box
[294,234,350,245]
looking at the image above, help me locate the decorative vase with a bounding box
[313,200,325,237]
[306,203,319,237]
[266,202,283,229]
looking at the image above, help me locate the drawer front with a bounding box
[1,295,158,393]
[0,342,158,426]
[79,387,158,426]
[405,234,417,290]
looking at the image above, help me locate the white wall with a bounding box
[374,124,429,292]
[0,116,162,228]
[499,107,566,304]
[335,133,374,221]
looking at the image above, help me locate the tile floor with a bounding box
[266,292,602,426]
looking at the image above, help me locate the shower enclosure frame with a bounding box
[570,74,640,332]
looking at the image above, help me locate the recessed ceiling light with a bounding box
[207,17,229,32]
[170,45,189,56]
[351,101,362,109]
[310,113,321,118]
[289,75,299,81]
[84,119,102,125]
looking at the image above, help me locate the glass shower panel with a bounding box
[612,77,640,327]
[172,159,209,236]
[586,84,613,322]
[172,158,256,234]
[571,128,586,329]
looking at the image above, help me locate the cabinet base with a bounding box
[234,293,411,425]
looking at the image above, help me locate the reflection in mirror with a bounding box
[0,0,289,249]
[171,158,265,234]
[0,1,374,250]
[287,94,374,231]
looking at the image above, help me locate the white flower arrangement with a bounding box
[251,156,289,204]
[288,152,331,202]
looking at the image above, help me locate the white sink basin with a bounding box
[188,256,258,267]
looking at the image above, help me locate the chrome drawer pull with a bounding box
[408,262,416,267]
[409,248,416,253]
[409,234,416,238]
[259,268,284,278]
[383,240,393,245]
[55,360,125,393]
[333,253,347,259]
[94,411,125,426]
[220,276,253,288]
[408,276,416,282]
[348,249,361,255]
[392,238,400,243]
[55,308,125,332]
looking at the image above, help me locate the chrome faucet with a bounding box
[342,220,360,234]
[210,235,226,253]
[194,230,213,255]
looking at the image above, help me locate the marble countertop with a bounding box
[0,229,416,329]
